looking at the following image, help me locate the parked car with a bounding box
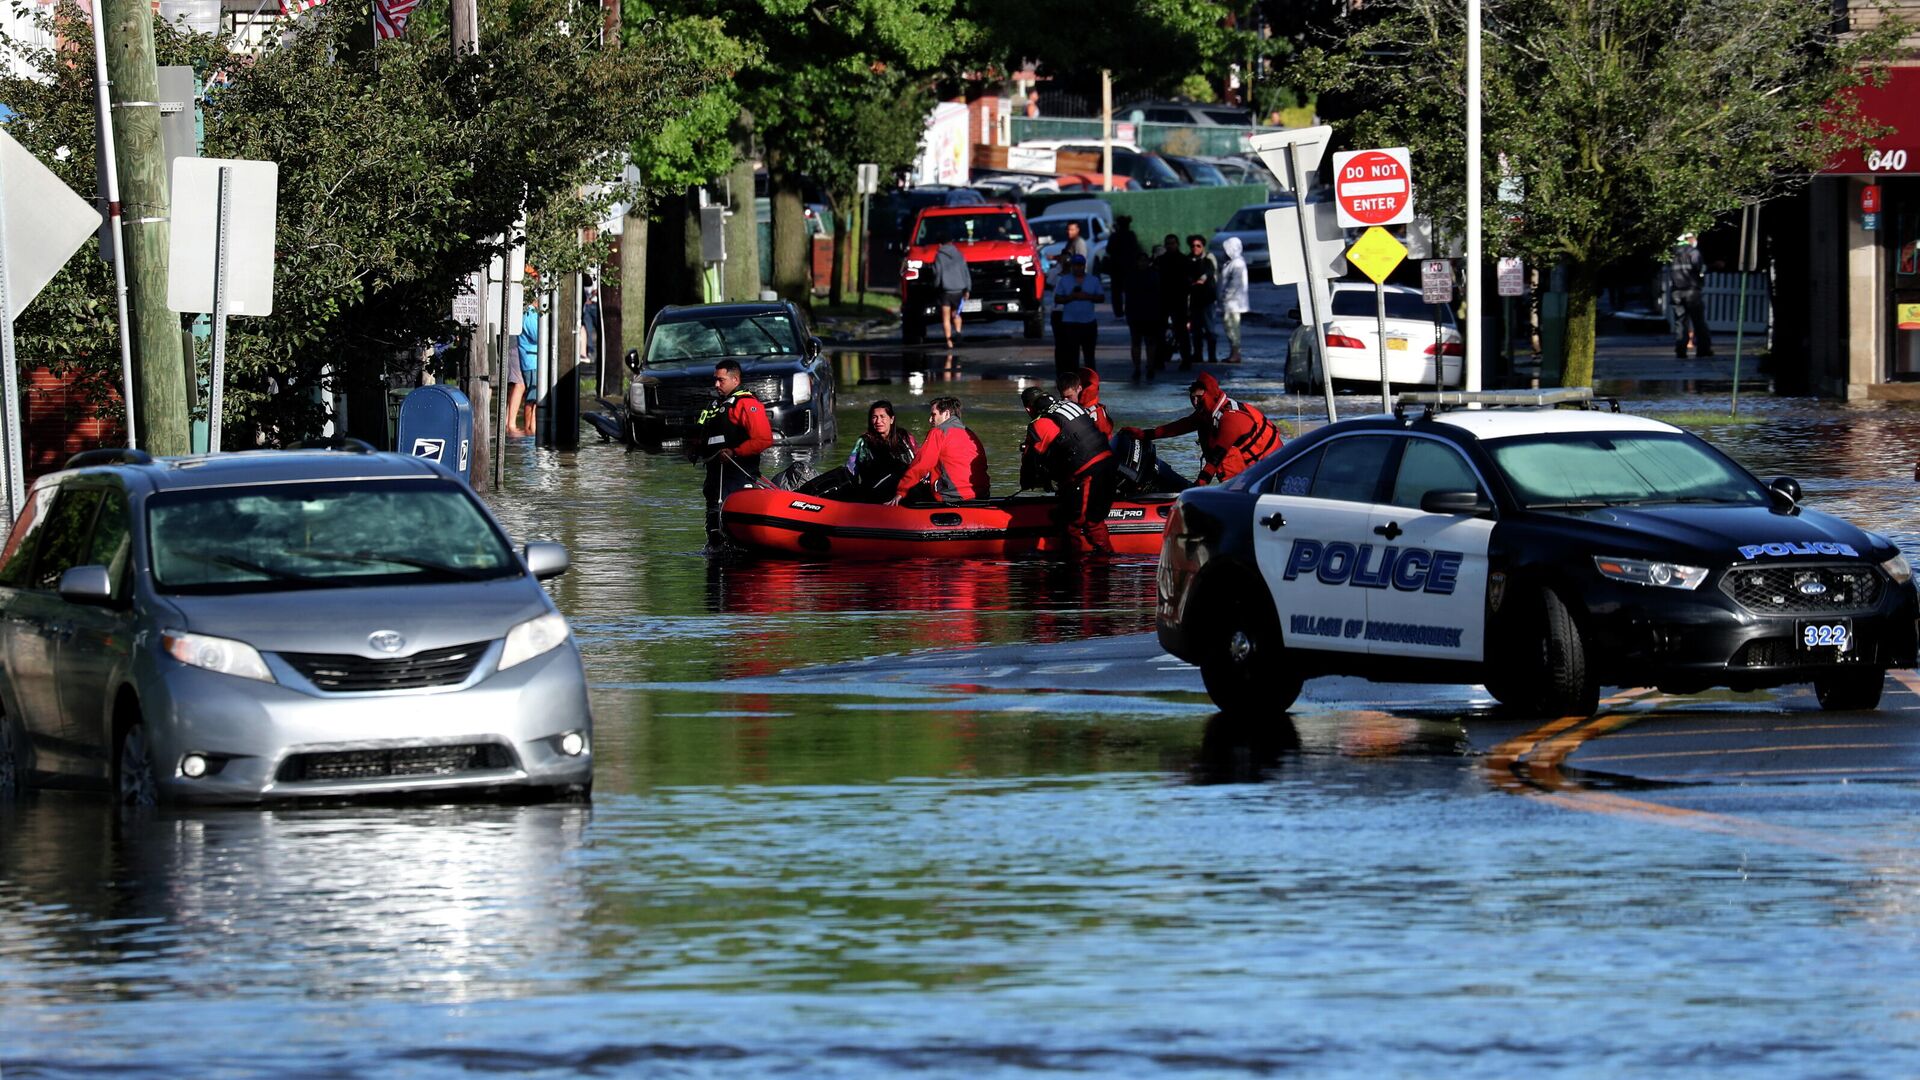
[0,446,592,806]
[1011,142,1188,190]
[617,301,835,447]
[1162,153,1230,186]
[1202,155,1274,189]
[1051,172,1134,192]
[1284,283,1463,393]
[1116,100,1256,127]
[898,203,1047,342]
[1029,211,1110,276]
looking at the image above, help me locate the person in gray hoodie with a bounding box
[934,241,972,348]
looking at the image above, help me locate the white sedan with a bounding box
[1285,283,1463,394]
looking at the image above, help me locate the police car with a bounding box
[1156,389,1918,717]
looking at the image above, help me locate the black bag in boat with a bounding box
[769,461,818,491]
[1114,430,1191,496]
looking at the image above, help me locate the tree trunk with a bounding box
[1561,276,1599,389]
[554,271,580,450]
[721,122,756,303]
[768,149,811,310]
[619,211,648,371]
[828,201,849,308]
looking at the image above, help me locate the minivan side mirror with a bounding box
[522,542,570,580]
[1768,476,1801,511]
[58,564,115,605]
[624,348,641,374]
[1420,490,1493,516]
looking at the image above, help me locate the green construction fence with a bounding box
[1026,184,1268,248]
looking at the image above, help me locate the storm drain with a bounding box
[276,743,514,782]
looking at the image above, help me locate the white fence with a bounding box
[1662,271,1770,336]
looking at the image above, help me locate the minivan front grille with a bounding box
[1721,563,1884,616]
[279,641,487,692]
[276,743,514,783]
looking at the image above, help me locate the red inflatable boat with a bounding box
[720,488,1177,557]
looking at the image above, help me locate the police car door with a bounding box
[1252,434,1395,655]
[1368,435,1495,661]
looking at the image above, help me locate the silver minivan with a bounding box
[0,447,592,806]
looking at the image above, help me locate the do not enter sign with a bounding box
[1331,147,1414,229]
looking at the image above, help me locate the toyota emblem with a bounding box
[368,630,407,654]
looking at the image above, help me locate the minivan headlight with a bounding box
[500,612,569,671]
[1882,553,1912,585]
[161,630,275,683]
[1593,555,1708,590]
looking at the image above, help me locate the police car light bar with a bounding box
[1393,387,1620,419]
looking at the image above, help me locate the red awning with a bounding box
[1827,66,1920,174]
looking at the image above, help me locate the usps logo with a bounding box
[411,437,447,462]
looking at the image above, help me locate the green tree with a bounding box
[1303,0,1904,387]
[0,0,724,444]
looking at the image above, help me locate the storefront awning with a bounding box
[1827,66,1920,175]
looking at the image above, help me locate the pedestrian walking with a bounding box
[1154,235,1190,369]
[1105,215,1143,318]
[935,240,972,348]
[1053,253,1105,377]
[1669,231,1713,358]
[1186,234,1219,367]
[1124,252,1165,378]
[1219,236,1249,364]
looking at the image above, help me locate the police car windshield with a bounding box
[148,480,520,594]
[647,314,800,366]
[1488,431,1767,509]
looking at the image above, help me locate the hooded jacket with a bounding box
[1141,372,1281,484]
[1219,237,1250,315]
[896,416,990,501]
[1077,368,1114,439]
[935,242,973,294]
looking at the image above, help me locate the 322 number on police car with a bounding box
[1799,619,1852,652]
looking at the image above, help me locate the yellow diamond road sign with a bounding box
[1347,226,1408,285]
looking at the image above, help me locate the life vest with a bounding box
[852,432,916,490]
[698,388,763,472]
[1036,399,1112,479]
[1221,400,1281,462]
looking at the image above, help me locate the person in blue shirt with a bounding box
[509,298,539,436]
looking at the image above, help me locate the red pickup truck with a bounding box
[898,204,1047,343]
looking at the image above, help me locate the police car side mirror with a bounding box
[1420,490,1493,516]
[624,348,641,373]
[1768,476,1801,511]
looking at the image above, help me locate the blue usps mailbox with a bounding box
[396,385,473,482]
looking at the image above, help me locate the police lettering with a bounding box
[1282,539,1464,595]
[1736,541,1859,560]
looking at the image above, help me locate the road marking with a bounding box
[1577,742,1905,764]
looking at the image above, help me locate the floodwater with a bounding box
[7,374,1920,1076]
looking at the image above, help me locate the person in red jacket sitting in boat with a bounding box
[1059,367,1114,440]
[1021,386,1117,554]
[1123,371,1281,485]
[699,358,774,543]
[890,396,990,505]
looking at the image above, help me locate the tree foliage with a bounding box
[0,0,724,443]
[1301,0,1906,385]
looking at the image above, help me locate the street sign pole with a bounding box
[1466,0,1483,393]
[208,166,231,451]
[1731,201,1760,418]
[1376,283,1390,403]
[1286,143,1337,423]
[0,148,21,524]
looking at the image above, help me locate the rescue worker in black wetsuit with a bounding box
[1020,386,1117,554]
[697,358,773,544]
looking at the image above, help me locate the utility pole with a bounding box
[451,0,491,488]
[102,0,188,454]
[555,269,580,449]
[1101,70,1113,193]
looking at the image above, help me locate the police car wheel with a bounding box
[1198,594,1303,716]
[1813,668,1884,712]
[1502,586,1597,718]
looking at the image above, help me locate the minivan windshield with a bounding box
[149,479,520,594]
[1487,431,1768,509]
[646,312,801,366]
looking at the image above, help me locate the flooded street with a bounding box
[8,369,1920,1076]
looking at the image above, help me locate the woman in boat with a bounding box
[843,400,919,500]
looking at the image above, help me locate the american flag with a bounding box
[278,0,325,14]
[374,0,419,38]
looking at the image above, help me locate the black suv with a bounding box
[592,301,836,448]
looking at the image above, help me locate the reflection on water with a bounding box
[9,390,1920,1075]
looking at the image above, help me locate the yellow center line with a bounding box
[1577,742,1905,764]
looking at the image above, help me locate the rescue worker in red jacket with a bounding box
[1123,371,1280,485]
[1021,386,1117,554]
[891,396,990,504]
[699,358,774,543]
[1059,367,1114,440]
